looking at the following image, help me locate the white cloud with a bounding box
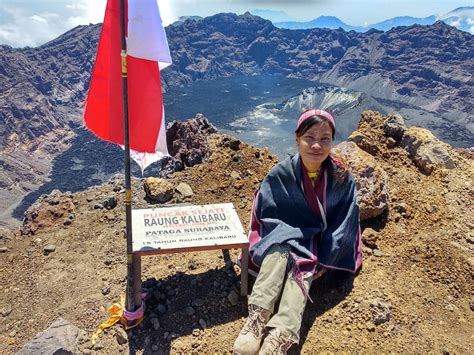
[467,18,474,25]
[0,0,176,47]
[30,15,48,24]
[470,26,474,34]
[448,18,462,28]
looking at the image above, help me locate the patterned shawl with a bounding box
[247,153,362,296]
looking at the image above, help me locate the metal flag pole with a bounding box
[119,0,142,317]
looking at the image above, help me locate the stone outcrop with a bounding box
[18,318,85,355]
[160,114,217,177]
[334,141,389,220]
[401,127,458,174]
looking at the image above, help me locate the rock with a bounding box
[192,340,200,348]
[186,306,195,316]
[383,113,406,140]
[366,321,376,331]
[160,115,217,177]
[43,244,56,255]
[157,304,167,314]
[175,182,194,198]
[401,127,457,174]
[230,171,241,179]
[144,178,174,202]
[0,247,8,253]
[229,139,241,151]
[151,317,160,330]
[386,137,397,148]
[362,228,379,249]
[469,300,474,311]
[193,298,204,307]
[101,286,110,295]
[370,299,392,325]
[17,318,85,355]
[192,329,200,337]
[232,155,242,163]
[227,290,239,306]
[348,131,379,156]
[94,203,104,209]
[102,196,117,210]
[116,327,128,345]
[372,249,383,257]
[333,142,389,220]
[1,307,12,317]
[104,257,113,266]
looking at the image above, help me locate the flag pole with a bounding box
[119,0,142,316]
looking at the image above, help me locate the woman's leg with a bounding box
[261,272,312,351]
[233,244,289,354]
[249,244,290,312]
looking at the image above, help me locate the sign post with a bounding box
[132,203,249,296]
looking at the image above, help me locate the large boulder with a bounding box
[160,114,217,177]
[143,177,174,202]
[18,318,85,355]
[333,142,389,221]
[401,127,457,174]
[383,113,407,141]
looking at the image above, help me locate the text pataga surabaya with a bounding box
[142,207,229,235]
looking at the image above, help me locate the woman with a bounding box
[233,109,362,354]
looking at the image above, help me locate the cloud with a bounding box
[30,15,48,24]
[0,0,177,48]
[448,18,462,28]
[0,0,107,48]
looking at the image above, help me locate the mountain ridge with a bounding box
[0,13,472,227]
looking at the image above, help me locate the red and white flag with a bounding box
[84,0,172,172]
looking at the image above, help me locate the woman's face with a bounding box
[296,121,333,172]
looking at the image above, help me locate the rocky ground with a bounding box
[0,111,473,354]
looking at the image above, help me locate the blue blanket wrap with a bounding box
[249,153,362,276]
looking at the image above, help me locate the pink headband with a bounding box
[296,109,336,131]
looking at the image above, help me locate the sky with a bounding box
[0,0,471,47]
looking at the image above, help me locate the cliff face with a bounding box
[0,111,472,353]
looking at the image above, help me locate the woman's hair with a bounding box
[294,115,349,183]
[295,115,335,139]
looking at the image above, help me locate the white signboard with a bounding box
[132,203,248,254]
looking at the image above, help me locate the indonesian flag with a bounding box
[84,0,172,172]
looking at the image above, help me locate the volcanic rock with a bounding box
[17,318,85,355]
[362,228,379,249]
[401,127,458,174]
[175,182,194,199]
[334,141,389,220]
[143,178,174,202]
[383,113,406,141]
[160,115,217,177]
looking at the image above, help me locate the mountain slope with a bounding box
[0,112,473,354]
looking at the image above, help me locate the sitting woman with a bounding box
[233,108,363,354]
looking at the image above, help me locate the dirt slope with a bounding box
[0,114,473,354]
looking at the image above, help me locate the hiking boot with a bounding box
[259,328,296,355]
[233,304,271,354]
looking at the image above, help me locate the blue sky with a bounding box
[0,0,471,47]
